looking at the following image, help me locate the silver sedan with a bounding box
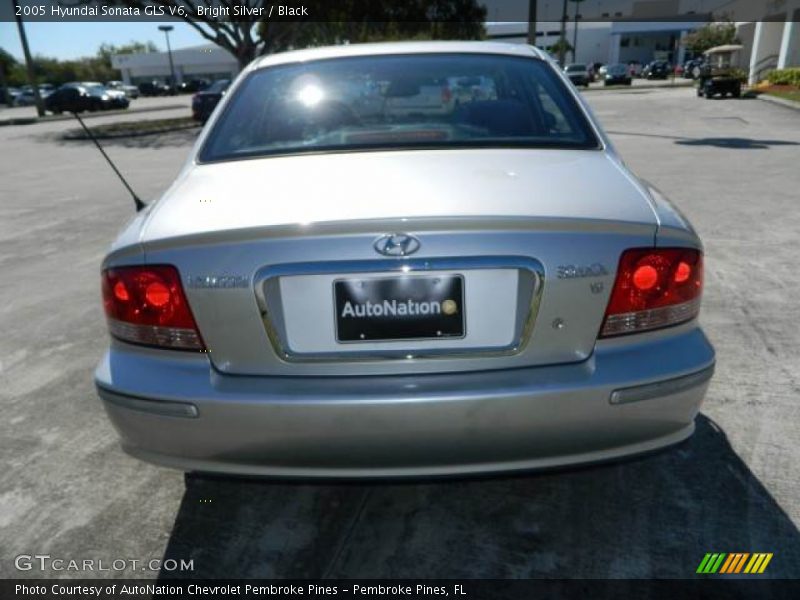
[95,42,714,477]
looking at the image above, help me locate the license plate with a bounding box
[334,275,465,342]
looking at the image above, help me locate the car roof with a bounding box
[250,41,546,71]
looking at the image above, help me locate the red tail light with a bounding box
[600,248,703,337]
[102,265,205,351]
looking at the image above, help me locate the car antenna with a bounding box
[71,111,146,212]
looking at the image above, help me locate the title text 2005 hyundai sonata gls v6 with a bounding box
[95,42,715,477]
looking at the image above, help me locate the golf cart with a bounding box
[697,45,746,99]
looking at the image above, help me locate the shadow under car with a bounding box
[157,414,799,580]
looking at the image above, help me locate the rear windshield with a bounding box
[200,53,599,162]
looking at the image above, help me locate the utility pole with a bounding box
[0,60,11,106]
[12,0,44,117]
[558,0,569,66]
[527,0,537,47]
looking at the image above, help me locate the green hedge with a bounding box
[765,68,800,86]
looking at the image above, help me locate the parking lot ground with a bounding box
[586,76,694,91]
[0,95,192,125]
[0,87,798,580]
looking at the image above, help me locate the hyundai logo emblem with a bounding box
[373,233,421,257]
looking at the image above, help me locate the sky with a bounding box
[1,22,207,61]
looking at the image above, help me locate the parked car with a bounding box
[683,58,705,80]
[138,81,172,96]
[0,87,21,105]
[603,63,632,86]
[12,86,53,106]
[13,89,37,106]
[178,79,210,93]
[627,61,644,77]
[45,85,109,113]
[563,63,590,87]
[76,82,129,109]
[191,78,230,122]
[96,42,714,478]
[106,80,140,99]
[643,60,671,80]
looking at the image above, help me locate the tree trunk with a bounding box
[236,43,257,72]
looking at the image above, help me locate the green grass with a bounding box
[63,117,198,139]
[765,89,800,104]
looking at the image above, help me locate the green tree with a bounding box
[0,47,18,77]
[1,39,155,88]
[547,38,573,59]
[0,48,18,103]
[683,22,738,55]
[1,47,33,86]
[97,41,158,68]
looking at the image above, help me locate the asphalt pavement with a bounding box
[0,95,193,124]
[0,86,798,580]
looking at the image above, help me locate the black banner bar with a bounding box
[3,579,800,600]
[1,0,797,24]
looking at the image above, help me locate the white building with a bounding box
[112,0,800,85]
[110,43,238,86]
[485,0,800,80]
[487,20,706,67]
[488,21,613,65]
[734,0,800,83]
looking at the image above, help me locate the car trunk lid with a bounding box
[138,148,658,376]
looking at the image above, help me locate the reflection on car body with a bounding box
[95,42,714,478]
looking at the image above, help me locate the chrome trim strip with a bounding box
[609,364,715,405]
[253,256,545,363]
[97,386,199,418]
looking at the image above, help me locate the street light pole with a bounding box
[526,0,537,47]
[158,25,176,92]
[572,0,583,63]
[12,0,44,117]
[558,0,568,67]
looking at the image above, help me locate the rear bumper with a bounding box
[95,327,715,478]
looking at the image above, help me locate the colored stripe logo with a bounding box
[697,553,773,574]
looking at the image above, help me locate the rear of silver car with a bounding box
[95,43,714,477]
